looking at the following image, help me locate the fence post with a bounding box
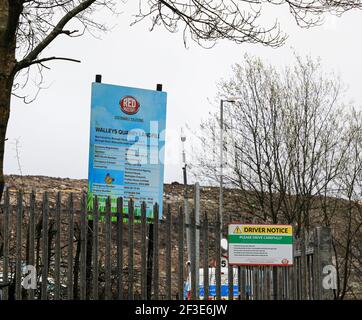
[245,267,250,300]
[243,267,248,300]
[288,265,293,300]
[315,226,334,300]
[67,193,74,300]
[165,203,172,300]
[80,194,87,300]
[92,196,99,300]
[228,264,234,300]
[105,196,112,300]
[117,197,124,300]
[86,205,94,300]
[237,267,242,300]
[254,267,259,300]
[15,191,23,300]
[140,202,147,300]
[28,190,36,300]
[297,256,302,299]
[285,267,289,300]
[253,267,258,300]
[190,208,196,300]
[41,192,49,300]
[263,267,268,300]
[227,216,233,301]
[184,195,191,269]
[300,229,308,300]
[152,203,159,300]
[128,199,134,300]
[259,267,263,300]
[194,183,200,296]
[277,267,283,300]
[266,267,271,300]
[203,213,209,301]
[308,254,313,299]
[272,267,278,300]
[2,189,9,300]
[177,206,184,300]
[146,215,154,300]
[215,212,221,300]
[54,192,61,300]
[313,227,320,300]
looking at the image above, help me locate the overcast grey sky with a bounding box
[4,3,362,183]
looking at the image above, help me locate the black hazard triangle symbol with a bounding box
[233,226,242,234]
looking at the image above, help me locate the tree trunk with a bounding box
[0,0,21,201]
[0,58,12,202]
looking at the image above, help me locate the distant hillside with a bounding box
[3,174,251,223]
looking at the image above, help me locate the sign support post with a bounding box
[146,83,163,300]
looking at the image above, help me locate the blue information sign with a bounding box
[87,82,167,219]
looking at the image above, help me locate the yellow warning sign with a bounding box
[233,226,242,234]
[229,224,292,236]
[241,225,292,235]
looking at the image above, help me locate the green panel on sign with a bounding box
[228,234,293,244]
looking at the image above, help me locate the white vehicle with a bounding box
[184,267,239,300]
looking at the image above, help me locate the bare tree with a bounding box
[195,54,362,298]
[327,108,362,299]
[1,0,362,202]
[196,55,346,233]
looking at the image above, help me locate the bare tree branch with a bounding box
[21,56,81,70]
[14,0,97,73]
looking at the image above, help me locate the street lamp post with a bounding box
[219,100,224,232]
[219,98,239,233]
[181,127,191,271]
[215,97,240,299]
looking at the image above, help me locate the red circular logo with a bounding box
[120,96,140,115]
[281,259,289,265]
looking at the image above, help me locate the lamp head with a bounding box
[226,96,242,103]
[181,127,186,142]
